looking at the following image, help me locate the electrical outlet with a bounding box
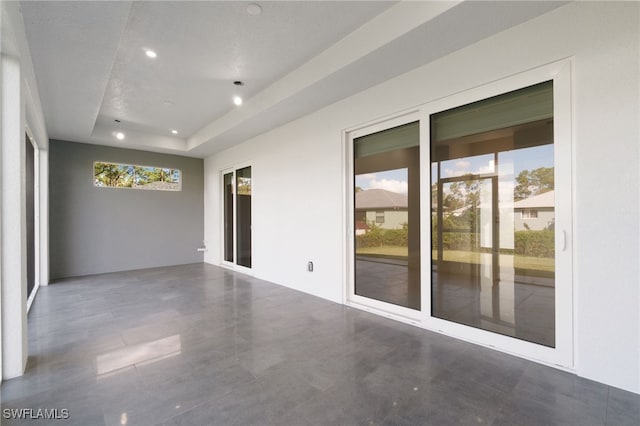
[307,261,314,272]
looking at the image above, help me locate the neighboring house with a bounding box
[355,189,408,230]
[514,190,555,231]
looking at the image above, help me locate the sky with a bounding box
[356,168,408,194]
[356,145,554,195]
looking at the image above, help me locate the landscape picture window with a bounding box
[94,161,181,191]
[430,81,555,347]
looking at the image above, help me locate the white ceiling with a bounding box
[20,1,567,158]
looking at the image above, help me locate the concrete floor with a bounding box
[0,263,638,425]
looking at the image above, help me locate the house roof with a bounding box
[445,189,555,216]
[356,189,407,210]
[514,190,555,209]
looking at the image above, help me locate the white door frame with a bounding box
[420,60,574,369]
[25,128,39,313]
[219,164,253,276]
[345,110,422,323]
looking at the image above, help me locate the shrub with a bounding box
[514,230,555,258]
[432,227,554,258]
[359,225,554,259]
[356,224,408,248]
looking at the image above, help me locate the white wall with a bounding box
[204,2,639,393]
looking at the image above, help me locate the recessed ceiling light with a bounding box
[171,130,178,135]
[145,49,157,59]
[115,132,125,140]
[163,100,174,107]
[233,96,243,106]
[246,3,262,16]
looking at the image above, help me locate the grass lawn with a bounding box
[357,246,408,257]
[356,246,554,272]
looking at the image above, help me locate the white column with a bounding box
[1,54,27,379]
[39,148,49,286]
[0,3,4,381]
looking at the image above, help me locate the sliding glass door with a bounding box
[425,72,573,367]
[222,166,252,270]
[347,62,572,367]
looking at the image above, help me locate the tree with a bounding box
[461,176,480,208]
[441,182,464,211]
[94,162,132,187]
[147,167,170,183]
[133,166,150,186]
[514,167,554,200]
[237,177,252,195]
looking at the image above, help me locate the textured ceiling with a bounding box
[20,1,567,157]
[97,1,396,138]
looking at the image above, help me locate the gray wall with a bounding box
[49,140,204,279]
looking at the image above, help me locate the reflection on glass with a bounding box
[223,172,234,263]
[236,166,252,268]
[96,335,182,376]
[354,122,420,310]
[431,81,555,347]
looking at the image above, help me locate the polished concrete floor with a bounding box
[1,263,638,425]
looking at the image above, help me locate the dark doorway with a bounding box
[26,134,36,302]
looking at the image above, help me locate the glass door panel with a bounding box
[222,166,252,270]
[26,134,36,302]
[430,81,555,347]
[236,166,252,268]
[354,122,420,310]
[223,172,234,263]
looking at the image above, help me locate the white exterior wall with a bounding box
[514,208,555,231]
[204,2,639,393]
[363,209,407,230]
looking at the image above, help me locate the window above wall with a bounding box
[94,161,181,191]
